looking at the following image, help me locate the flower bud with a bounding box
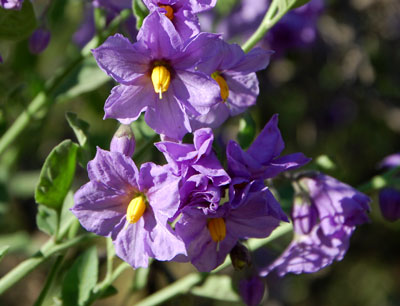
[229,241,251,270]
[1,0,23,10]
[29,28,51,54]
[239,276,265,306]
[110,124,136,157]
[379,188,400,222]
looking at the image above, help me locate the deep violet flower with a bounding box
[0,0,23,10]
[259,174,370,277]
[175,187,288,272]
[155,128,230,214]
[71,148,185,268]
[143,0,216,40]
[239,276,265,306]
[29,28,51,54]
[92,11,221,140]
[190,38,272,129]
[379,188,400,222]
[227,114,310,207]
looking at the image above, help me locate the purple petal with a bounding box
[92,34,151,84]
[232,48,272,74]
[261,152,312,179]
[87,148,139,191]
[239,276,265,306]
[379,188,400,222]
[139,162,181,218]
[190,103,230,130]
[173,70,221,115]
[247,114,284,164]
[144,92,191,140]
[104,81,155,125]
[72,181,127,236]
[378,153,400,169]
[226,140,260,179]
[137,11,183,59]
[188,0,216,13]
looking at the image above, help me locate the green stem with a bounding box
[135,222,293,306]
[241,0,288,53]
[358,166,400,193]
[33,255,64,306]
[0,233,95,295]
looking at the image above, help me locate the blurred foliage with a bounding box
[0,0,399,305]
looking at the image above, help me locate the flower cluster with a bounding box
[71,0,371,282]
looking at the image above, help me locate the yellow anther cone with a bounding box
[126,195,146,224]
[207,218,226,242]
[212,72,229,101]
[151,65,171,99]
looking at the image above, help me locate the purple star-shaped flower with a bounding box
[93,11,221,140]
[227,114,310,207]
[191,39,272,129]
[143,0,216,40]
[259,174,370,277]
[71,147,186,268]
[176,187,288,272]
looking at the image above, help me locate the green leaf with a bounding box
[98,285,118,299]
[237,112,256,150]
[62,246,99,306]
[36,205,58,236]
[215,0,238,16]
[0,1,37,41]
[0,245,10,262]
[55,57,110,103]
[35,140,79,210]
[191,275,240,302]
[290,0,311,9]
[132,0,149,30]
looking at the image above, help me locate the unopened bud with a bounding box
[379,187,400,222]
[239,276,265,306]
[229,241,251,270]
[29,28,51,54]
[110,124,135,157]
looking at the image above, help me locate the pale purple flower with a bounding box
[92,11,221,140]
[0,0,23,10]
[379,153,400,169]
[190,38,272,129]
[260,174,370,277]
[143,0,216,40]
[379,188,400,222]
[71,148,186,268]
[29,28,51,54]
[175,187,288,272]
[239,276,265,306]
[110,124,136,157]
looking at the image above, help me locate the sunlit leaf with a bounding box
[132,0,149,30]
[35,140,78,210]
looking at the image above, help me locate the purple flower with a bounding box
[239,276,265,306]
[379,153,400,169]
[71,148,186,268]
[143,0,216,40]
[0,0,23,10]
[379,188,400,222]
[227,114,310,207]
[190,39,272,129]
[29,28,51,54]
[156,128,230,214]
[260,174,370,277]
[92,11,221,140]
[175,187,288,272]
[110,124,136,157]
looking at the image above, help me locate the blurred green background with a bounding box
[0,0,400,305]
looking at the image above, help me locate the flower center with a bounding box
[211,72,229,102]
[126,195,147,224]
[151,65,171,99]
[159,5,174,20]
[207,217,226,242]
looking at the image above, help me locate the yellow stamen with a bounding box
[211,72,229,101]
[126,195,146,224]
[151,65,171,99]
[159,5,174,20]
[207,218,226,242]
